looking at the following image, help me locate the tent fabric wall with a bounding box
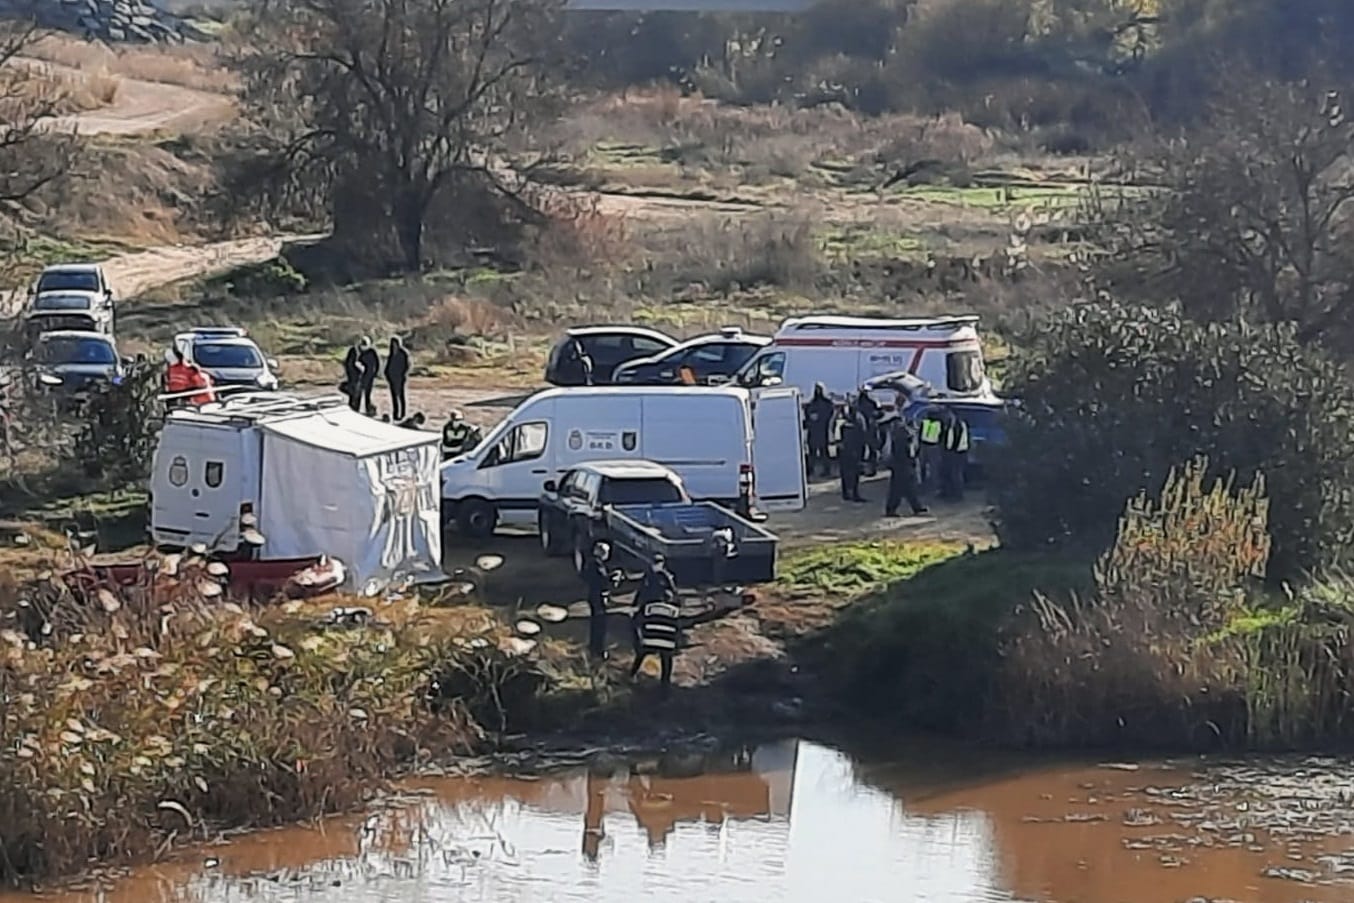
[258,428,442,594]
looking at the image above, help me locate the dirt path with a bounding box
[27,58,236,137]
[1,235,307,318]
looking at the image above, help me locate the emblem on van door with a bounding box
[622,430,637,451]
[567,429,583,451]
[168,455,188,487]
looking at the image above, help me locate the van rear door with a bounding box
[752,386,806,512]
[150,422,253,549]
[641,392,744,502]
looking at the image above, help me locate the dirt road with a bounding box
[27,58,236,137]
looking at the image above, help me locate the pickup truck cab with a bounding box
[537,460,688,570]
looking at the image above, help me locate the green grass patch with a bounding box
[819,225,925,261]
[777,540,962,597]
[813,548,1093,733]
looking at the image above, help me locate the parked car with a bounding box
[537,459,689,565]
[31,330,125,395]
[23,264,116,340]
[173,327,280,393]
[544,326,677,386]
[612,327,770,385]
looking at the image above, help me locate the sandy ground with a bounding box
[28,57,237,136]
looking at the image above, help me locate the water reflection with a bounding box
[9,741,1354,903]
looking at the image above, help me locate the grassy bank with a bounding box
[0,547,567,885]
[810,462,1354,753]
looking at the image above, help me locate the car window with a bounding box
[684,343,728,365]
[632,337,671,355]
[32,295,92,312]
[194,343,263,369]
[558,470,578,496]
[725,343,762,369]
[587,336,625,351]
[487,421,548,467]
[40,337,116,365]
[599,478,684,505]
[37,271,100,293]
[741,351,785,385]
[946,351,985,393]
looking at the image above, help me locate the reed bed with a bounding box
[0,545,537,885]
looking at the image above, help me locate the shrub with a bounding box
[991,302,1354,580]
[69,361,163,487]
[986,458,1270,748]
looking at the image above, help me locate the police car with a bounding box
[173,327,280,392]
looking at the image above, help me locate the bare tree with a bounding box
[228,0,562,272]
[0,19,79,207]
[1094,76,1354,345]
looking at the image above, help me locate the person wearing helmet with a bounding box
[631,553,681,696]
[803,382,834,478]
[441,409,482,459]
[584,540,618,659]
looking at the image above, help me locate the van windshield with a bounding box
[600,478,685,505]
[946,350,985,393]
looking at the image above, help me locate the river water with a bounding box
[10,739,1354,903]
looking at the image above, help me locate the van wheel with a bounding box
[539,514,567,556]
[457,499,497,538]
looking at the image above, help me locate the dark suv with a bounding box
[537,460,688,572]
[544,326,677,386]
[611,327,770,385]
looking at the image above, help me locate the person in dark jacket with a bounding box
[630,556,681,697]
[856,391,882,476]
[385,337,410,421]
[838,402,868,503]
[884,416,928,517]
[356,337,380,416]
[632,554,678,657]
[341,345,361,411]
[940,409,972,501]
[584,541,618,658]
[803,382,835,478]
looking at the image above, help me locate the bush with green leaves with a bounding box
[991,302,1354,579]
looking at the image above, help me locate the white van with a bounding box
[732,315,993,407]
[440,385,805,536]
[149,393,443,593]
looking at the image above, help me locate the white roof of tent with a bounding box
[260,406,436,458]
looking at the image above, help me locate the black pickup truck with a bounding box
[537,459,778,586]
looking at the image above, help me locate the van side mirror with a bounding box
[764,376,783,387]
[267,358,279,370]
[543,479,557,493]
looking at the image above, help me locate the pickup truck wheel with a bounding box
[539,513,567,556]
[457,499,497,538]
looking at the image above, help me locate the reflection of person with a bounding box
[626,774,676,851]
[582,770,605,862]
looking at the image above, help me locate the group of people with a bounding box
[583,541,683,697]
[803,382,971,517]
[341,336,410,418]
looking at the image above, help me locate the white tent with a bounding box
[258,407,443,594]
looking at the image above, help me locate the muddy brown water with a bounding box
[9,741,1354,903]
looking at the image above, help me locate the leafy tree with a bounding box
[227,0,563,272]
[991,302,1354,579]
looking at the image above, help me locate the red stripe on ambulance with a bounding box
[773,337,972,349]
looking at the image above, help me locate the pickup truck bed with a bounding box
[605,501,778,586]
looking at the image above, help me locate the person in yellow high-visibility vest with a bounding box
[917,406,945,493]
[939,409,971,501]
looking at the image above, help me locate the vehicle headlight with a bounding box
[257,373,277,389]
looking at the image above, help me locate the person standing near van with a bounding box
[357,337,380,416]
[940,409,971,501]
[884,416,927,518]
[838,403,868,503]
[803,383,834,478]
[631,556,681,697]
[856,391,882,476]
[633,554,678,655]
[918,405,945,493]
[385,337,410,421]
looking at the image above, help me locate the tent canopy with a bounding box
[260,406,433,458]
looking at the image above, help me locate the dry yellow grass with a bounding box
[3,59,120,113]
[26,33,237,94]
